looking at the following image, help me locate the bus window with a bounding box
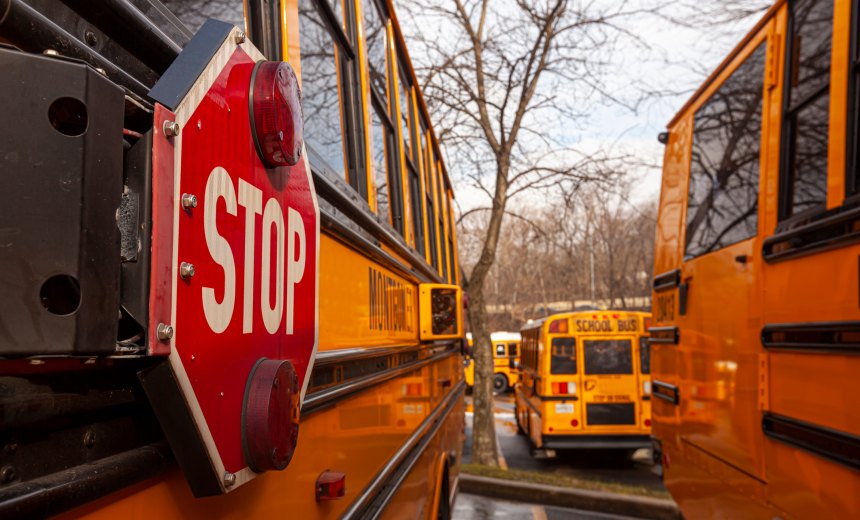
[446,186,457,284]
[363,0,402,232]
[397,66,412,157]
[161,1,244,33]
[363,0,387,97]
[639,337,650,374]
[495,344,505,357]
[583,339,633,375]
[508,343,518,357]
[550,337,576,374]
[780,0,832,220]
[685,42,765,258]
[408,162,424,253]
[298,0,350,181]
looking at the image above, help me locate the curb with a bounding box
[459,473,680,520]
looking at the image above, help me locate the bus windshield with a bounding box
[550,337,577,374]
[583,339,633,375]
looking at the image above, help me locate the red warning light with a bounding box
[316,470,346,501]
[645,418,652,427]
[570,419,579,427]
[250,61,303,167]
[242,359,300,472]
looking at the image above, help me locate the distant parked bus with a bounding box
[515,311,652,453]
[463,332,522,393]
[651,0,860,517]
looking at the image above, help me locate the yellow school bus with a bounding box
[651,1,860,517]
[463,332,522,392]
[0,0,464,518]
[514,312,652,452]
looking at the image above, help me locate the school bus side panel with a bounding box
[759,1,860,516]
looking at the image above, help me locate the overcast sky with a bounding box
[396,1,765,211]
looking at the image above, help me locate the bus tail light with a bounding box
[316,470,346,501]
[250,61,303,168]
[552,382,576,395]
[548,319,568,334]
[570,419,579,427]
[645,418,652,427]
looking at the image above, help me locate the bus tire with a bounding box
[493,373,508,393]
[436,463,451,520]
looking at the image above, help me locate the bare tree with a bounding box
[398,0,663,465]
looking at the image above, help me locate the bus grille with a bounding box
[586,403,636,425]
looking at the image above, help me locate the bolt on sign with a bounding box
[141,20,320,496]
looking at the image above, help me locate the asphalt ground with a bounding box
[463,394,666,493]
[453,492,645,520]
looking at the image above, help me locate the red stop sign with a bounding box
[149,25,319,493]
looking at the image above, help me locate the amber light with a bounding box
[250,61,303,167]
[403,382,423,396]
[548,319,568,334]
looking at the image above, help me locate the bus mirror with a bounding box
[510,359,521,370]
[418,284,463,341]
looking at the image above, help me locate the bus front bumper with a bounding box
[541,434,651,450]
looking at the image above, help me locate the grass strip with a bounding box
[460,463,671,499]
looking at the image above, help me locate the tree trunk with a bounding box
[467,286,497,466]
[467,161,510,467]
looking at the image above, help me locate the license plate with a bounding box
[555,403,574,414]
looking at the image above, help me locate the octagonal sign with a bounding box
[144,20,319,496]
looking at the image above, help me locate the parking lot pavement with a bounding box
[464,395,666,493]
[453,493,646,520]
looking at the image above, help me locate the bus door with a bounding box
[676,28,770,481]
[580,336,639,430]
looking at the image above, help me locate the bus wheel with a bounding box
[436,465,451,520]
[493,374,508,393]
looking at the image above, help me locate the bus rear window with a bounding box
[639,337,650,374]
[583,339,632,375]
[508,343,518,357]
[550,338,577,374]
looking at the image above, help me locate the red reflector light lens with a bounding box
[316,470,346,501]
[570,419,579,427]
[250,61,303,167]
[242,359,300,472]
[645,419,652,427]
[548,319,568,333]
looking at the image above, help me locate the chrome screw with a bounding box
[180,262,196,279]
[181,193,198,209]
[163,120,180,137]
[157,323,174,342]
[223,472,237,487]
[234,31,246,44]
